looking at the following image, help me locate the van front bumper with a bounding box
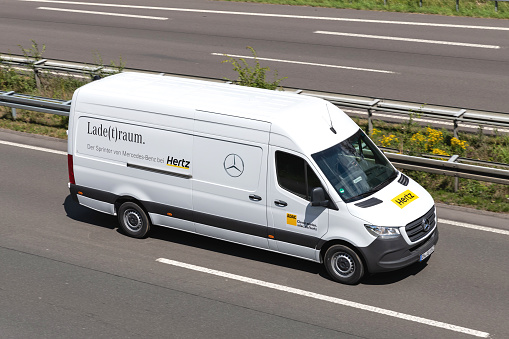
[358,228,439,274]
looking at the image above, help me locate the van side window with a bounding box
[275,151,323,201]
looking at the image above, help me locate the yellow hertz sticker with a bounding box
[391,190,419,208]
[286,213,297,226]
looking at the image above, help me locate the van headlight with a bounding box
[364,225,401,238]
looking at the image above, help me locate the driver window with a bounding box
[275,151,323,201]
[360,139,375,161]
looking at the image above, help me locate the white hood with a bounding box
[346,174,435,227]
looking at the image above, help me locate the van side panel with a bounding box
[75,117,192,177]
[72,113,195,232]
[192,114,270,249]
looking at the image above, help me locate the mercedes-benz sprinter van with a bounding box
[67,72,438,284]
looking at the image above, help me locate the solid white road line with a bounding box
[156,258,490,338]
[439,218,509,236]
[0,140,67,156]
[315,31,501,49]
[211,53,396,74]
[37,6,168,20]
[22,0,509,31]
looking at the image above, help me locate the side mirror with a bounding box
[311,187,329,207]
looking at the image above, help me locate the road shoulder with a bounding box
[0,127,67,152]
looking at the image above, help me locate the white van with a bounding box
[67,72,438,284]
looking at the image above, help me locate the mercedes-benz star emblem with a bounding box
[421,218,431,232]
[224,154,244,177]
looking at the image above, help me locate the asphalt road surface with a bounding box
[1,128,508,338]
[1,0,509,112]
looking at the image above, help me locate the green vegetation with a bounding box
[0,67,85,138]
[220,0,509,18]
[353,116,509,213]
[368,121,509,163]
[222,46,286,89]
[0,41,124,138]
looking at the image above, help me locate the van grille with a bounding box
[405,206,436,242]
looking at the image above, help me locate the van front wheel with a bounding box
[118,202,150,238]
[324,245,364,285]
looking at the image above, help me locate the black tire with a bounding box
[324,244,364,285]
[118,202,150,239]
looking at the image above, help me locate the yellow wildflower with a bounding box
[432,148,449,160]
[411,133,426,143]
[451,137,468,150]
[380,134,399,147]
[425,128,444,150]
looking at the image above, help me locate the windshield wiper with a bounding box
[344,189,377,203]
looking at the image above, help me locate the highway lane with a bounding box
[1,0,509,112]
[1,129,508,338]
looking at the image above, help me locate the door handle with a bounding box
[274,200,287,207]
[249,194,262,201]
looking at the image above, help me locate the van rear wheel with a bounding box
[324,244,364,285]
[118,202,150,238]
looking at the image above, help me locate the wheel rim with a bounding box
[331,252,355,278]
[123,209,143,232]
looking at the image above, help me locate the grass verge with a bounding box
[220,0,509,18]
[352,117,509,213]
[1,69,86,139]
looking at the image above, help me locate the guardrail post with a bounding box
[34,69,41,91]
[367,108,373,135]
[367,99,380,136]
[453,110,466,139]
[456,0,459,11]
[33,59,47,92]
[449,155,460,192]
[5,91,17,119]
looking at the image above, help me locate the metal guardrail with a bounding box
[383,152,509,185]
[3,55,509,133]
[1,55,509,185]
[300,92,509,137]
[0,90,71,118]
[0,55,118,78]
[2,54,509,136]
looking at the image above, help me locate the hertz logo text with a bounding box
[167,156,190,169]
[391,190,419,208]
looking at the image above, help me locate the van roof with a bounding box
[73,72,359,154]
[76,72,320,117]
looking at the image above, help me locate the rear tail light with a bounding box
[68,154,76,184]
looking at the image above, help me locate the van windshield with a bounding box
[311,129,397,203]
